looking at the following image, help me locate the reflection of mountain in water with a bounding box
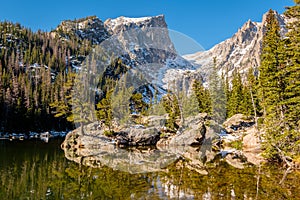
[1,140,300,199]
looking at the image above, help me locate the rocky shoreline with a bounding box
[61,113,265,173]
[0,131,68,142]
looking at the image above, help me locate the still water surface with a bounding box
[1,139,300,200]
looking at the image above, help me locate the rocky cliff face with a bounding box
[53,15,194,93]
[52,11,288,92]
[53,16,110,44]
[184,11,289,80]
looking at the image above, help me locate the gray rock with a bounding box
[145,115,167,128]
[169,124,206,146]
[223,114,255,133]
[184,113,208,128]
[116,127,160,146]
[61,128,179,174]
[242,127,261,151]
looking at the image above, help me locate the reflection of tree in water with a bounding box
[1,142,300,199]
[157,161,300,200]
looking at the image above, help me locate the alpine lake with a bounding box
[1,138,300,200]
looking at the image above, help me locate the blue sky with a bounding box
[0,0,294,51]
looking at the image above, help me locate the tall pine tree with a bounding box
[209,58,226,124]
[259,9,298,163]
[284,1,300,129]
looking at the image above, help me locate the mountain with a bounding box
[52,16,110,44]
[53,15,194,91]
[183,11,289,80]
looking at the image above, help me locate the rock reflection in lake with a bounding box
[1,139,300,199]
[63,140,181,174]
[61,127,218,175]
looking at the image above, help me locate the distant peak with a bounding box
[105,14,165,24]
[240,19,256,32]
[104,15,168,34]
[61,16,101,24]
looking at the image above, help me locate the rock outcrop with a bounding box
[61,114,221,174]
[116,126,160,146]
[220,114,265,166]
[61,113,265,174]
[223,114,255,134]
[52,16,110,44]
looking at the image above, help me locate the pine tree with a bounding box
[111,77,134,125]
[149,90,166,116]
[96,90,113,132]
[192,80,211,114]
[258,9,294,162]
[227,70,243,117]
[162,94,180,132]
[50,72,75,127]
[259,9,286,122]
[246,67,260,126]
[284,1,300,129]
[181,90,199,118]
[130,92,149,116]
[280,0,300,163]
[209,58,226,124]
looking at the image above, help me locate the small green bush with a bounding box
[104,130,114,137]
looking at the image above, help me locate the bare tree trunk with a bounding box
[255,165,261,200]
[275,145,294,169]
[279,167,292,185]
[250,87,258,130]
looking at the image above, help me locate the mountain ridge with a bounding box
[183,10,289,81]
[52,14,195,91]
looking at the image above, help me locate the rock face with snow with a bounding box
[53,15,195,92]
[184,11,288,80]
[53,16,110,44]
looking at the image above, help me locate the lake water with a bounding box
[1,139,300,200]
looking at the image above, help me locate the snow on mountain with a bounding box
[183,11,288,81]
[53,15,197,97]
[52,16,110,44]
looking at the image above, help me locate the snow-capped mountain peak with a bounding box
[53,15,196,95]
[183,10,288,80]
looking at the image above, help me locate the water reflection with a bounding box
[0,140,300,199]
[63,140,181,174]
[61,131,215,175]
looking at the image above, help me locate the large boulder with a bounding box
[158,113,219,151]
[61,124,179,174]
[116,126,160,146]
[184,113,209,128]
[62,131,179,173]
[144,115,167,128]
[158,113,208,148]
[223,114,255,134]
[242,127,264,165]
[168,124,206,146]
[242,127,261,151]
